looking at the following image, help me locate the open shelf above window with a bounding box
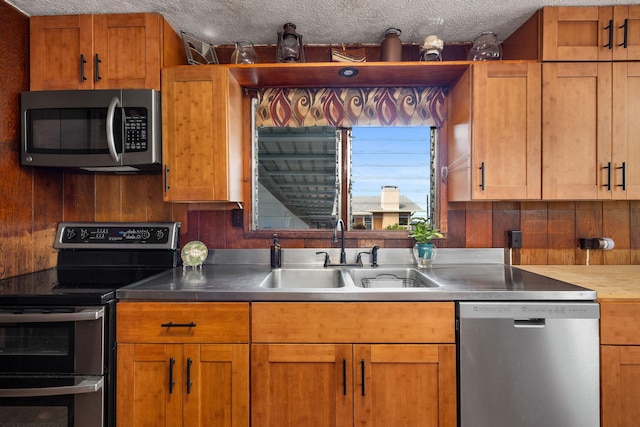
[228,61,471,88]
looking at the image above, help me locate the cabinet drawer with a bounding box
[601,301,640,345]
[252,302,455,343]
[117,302,249,343]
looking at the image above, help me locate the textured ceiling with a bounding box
[6,0,636,46]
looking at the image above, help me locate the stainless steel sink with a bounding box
[347,268,439,288]
[259,268,346,289]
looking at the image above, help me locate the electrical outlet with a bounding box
[231,209,243,227]
[507,230,522,248]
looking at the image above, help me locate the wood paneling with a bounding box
[185,200,640,266]
[0,1,60,278]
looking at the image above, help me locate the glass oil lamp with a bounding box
[276,23,305,62]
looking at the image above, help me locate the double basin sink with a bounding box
[259,267,438,290]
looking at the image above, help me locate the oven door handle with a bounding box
[0,307,104,323]
[0,377,103,398]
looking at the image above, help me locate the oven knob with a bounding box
[80,228,89,239]
[155,230,165,240]
[65,228,77,240]
[141,230,151,240]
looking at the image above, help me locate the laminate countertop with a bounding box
[516,265,640,301]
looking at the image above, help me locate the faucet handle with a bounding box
[356,251,371,266]
[315,251,331,268]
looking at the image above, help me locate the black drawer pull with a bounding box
[161,322,197,328]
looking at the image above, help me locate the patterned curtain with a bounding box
[255,87,446,128]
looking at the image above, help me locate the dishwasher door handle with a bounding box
[514,318,546,328]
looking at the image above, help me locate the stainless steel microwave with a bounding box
[21,89,161,173]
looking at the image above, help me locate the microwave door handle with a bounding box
[0,377,103,398]
[106,96,122,163]
[0,307,104,323]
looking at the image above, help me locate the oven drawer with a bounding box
[116,302,249,343]
[0,375,104,427]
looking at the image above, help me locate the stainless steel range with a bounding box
[0,222,180,427]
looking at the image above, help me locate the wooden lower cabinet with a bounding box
[117,343,248,426]
[250,302,457,427]
[251,343,456,427]
[601,345,640,426]
[116,302,250,427]
[600,301,640,427]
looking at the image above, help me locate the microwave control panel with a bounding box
[124,107,148,152]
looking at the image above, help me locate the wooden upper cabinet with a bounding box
[447,62,541,201]
[542,62,611,199]
[30,13,184,91]
[611,6,640,60]
[543,62,640,200]
[503,6,640,61]
[542,6,613,61]
[162,66,244,203]
[30,15,94,90]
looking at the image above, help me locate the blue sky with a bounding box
[351,126,431,212]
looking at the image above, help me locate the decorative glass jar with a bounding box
[467,32,502,61]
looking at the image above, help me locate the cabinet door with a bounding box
[541,6,613,61]
[601,346,640,427]
[612,62,640,199]
[613,6,640,60]
[472,62,541,200]
[161,66,243,202]
[251,344,353,427]
[93,14,162,90]
[183,344,249,427]
[30,15,94,90]
[354,344,457,427]
[117,343,183,427]
[542,62,612,199]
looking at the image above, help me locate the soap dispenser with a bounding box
[270,234,282,268]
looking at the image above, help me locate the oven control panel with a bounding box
[54,222,181,250]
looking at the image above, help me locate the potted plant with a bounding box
[409,218,443,268]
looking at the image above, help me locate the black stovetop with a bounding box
[0,222,181,306]
[0,266,171,306]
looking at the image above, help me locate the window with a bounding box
[253,126,438,231]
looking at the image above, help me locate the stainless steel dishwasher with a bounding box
[457,302,600,427]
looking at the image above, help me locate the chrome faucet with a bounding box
[333,219,347,264]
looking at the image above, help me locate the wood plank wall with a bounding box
[181,201,640,266]
[1,6,637,280]
[0,1,186,279]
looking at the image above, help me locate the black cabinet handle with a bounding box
[360,359,366,396]
[164,165,170,192]
[342,358,347,395]
[169,357,176,394]
[160,322,197,328]
[186,358,193,394]
[79,54,87,82]
[479,162,485,191]
[619,19,629,48]
[94,54,102,82]
[605,19,614,49]
[603,162,612,191]
[617,162,627,191]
